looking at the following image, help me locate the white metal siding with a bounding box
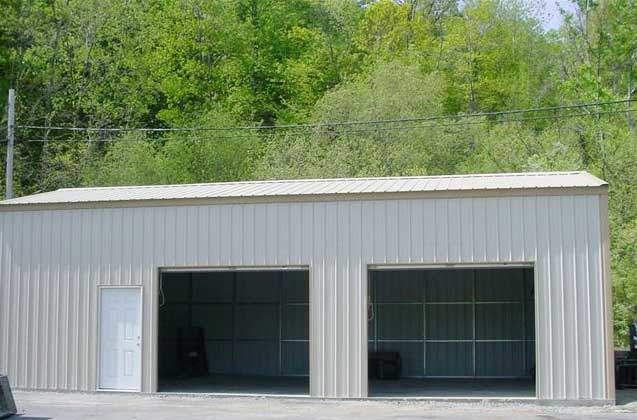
[0,194,612,401]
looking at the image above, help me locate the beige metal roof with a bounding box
[0,171,607,207]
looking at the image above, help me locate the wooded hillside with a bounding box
[1,0,636,343]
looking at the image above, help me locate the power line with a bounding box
[14,98,637,134]
[13,107,637,142]
[286,108,637,136]
[8,107,637,143]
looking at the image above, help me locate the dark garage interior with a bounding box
[368,267,536,398]
[158,269,309,395]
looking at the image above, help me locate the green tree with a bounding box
[256,60,476,179]
[441,0,559,113]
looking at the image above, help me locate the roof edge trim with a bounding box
[0,185,609,212]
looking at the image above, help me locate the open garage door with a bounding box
[368,266,536,398]
[158,269,309,396]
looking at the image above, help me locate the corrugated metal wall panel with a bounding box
[0,193,611,401]
[587,196,606,400]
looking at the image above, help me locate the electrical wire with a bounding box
[8,107,637,143]
[159,276,166,309]
[14,98,637,134]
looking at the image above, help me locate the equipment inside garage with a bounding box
[368,267,536,398]
[158,269,309,395]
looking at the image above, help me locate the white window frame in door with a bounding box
[97,285,143,392]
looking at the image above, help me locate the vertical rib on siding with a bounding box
[599,194,615,401]
[0,193,612,401]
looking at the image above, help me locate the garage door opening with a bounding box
[158,269,309,396]
[368,266,536,398]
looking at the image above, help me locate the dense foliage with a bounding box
[1,0,636,344]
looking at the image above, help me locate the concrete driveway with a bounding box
[8,390,637,420]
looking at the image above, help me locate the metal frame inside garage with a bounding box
[156,266,310,395]
[369,264,535,377]
[366,263,536,398]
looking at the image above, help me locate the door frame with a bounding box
[365,262,538,398]
[154,265,311,394]
[96,285,144,392]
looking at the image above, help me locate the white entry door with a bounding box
[99,288,141,391]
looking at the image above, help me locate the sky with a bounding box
[455,0,580,31]
[540,0,579,30]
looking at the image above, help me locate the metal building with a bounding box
[0,171,614,404]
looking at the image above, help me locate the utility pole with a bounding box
[5,88,15,199]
